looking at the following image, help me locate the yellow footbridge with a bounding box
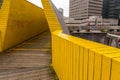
[0,0,120,80]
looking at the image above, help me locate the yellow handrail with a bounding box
[52,30,120,80]
[42,0,62,33]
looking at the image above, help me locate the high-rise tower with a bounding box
[70,0,103,19]
[103,0,120,19]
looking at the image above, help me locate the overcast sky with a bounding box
[27,0,69,17]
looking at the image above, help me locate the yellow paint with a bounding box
[0,0,48,51]
[102,53,120,80]
[41,0,120,79]
[79,46,84,80]
[88,50,94,80]
[51,30,120,80]
[1,1,120,80]
[0,0,11,51]
[93,49,120,80]
[41,0,62,33]
[83,48,89,80]
[111,58,120,80]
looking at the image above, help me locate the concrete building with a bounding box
[70,0,103,19]
[64,17,81,31]
[79,16,118,27]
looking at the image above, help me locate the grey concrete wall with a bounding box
[71,33,107,44]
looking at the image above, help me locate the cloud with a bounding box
[51,0,69,17]
[27,0,43,8]
[27,0,69,17]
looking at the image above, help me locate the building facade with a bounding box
[102,0,109,18]
[103,0,120,19]
[103,0,120,25]
[70,0,103,19]
[64,17,118,32]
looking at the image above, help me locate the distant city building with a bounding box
[69,0,103,19]
[64,16,118,32]
[58,8,64,16]
[103,0,120,19]
[79,16,118,27]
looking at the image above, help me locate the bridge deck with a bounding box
[0,31,54,80]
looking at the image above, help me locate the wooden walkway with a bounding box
[0,31,55,80]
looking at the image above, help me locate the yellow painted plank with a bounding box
[83,48,89,80]
[102,53,120,80]
[79,46,84,80]
[52,31,120,80]
[94,53,102,80]
[88,50,94,80]
[73,44,79,80]
[111,58,120,80]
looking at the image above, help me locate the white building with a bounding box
[70,0,103,19]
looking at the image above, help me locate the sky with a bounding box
[27,0,69,17]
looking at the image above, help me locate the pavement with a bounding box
[0,31,55,80]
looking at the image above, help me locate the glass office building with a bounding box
[103,0,120,19]
[102,0,109,18]
[103,0,120,25]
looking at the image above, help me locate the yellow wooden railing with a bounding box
[42,0,120,80]
[42,0,62,33]
[52,30,120,80]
